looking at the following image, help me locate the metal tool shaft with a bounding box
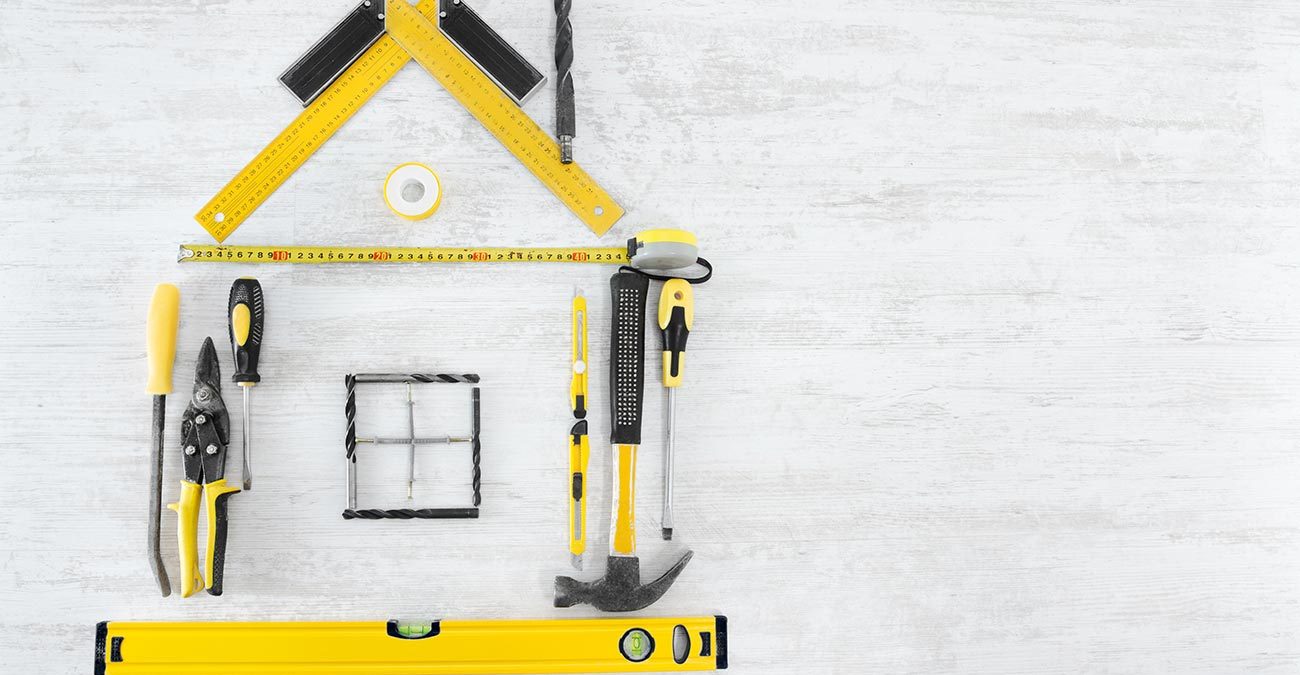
[241,387,252,490]
[147,395,171,597]
[554,0,575,163]
[662,388,676,540]
[406,383,415,499]
[357,437,471,444]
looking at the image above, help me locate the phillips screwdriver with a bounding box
[227,278,265,491]
[657,279,693,541]
[145,283,181,597]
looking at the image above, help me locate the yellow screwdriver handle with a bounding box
[145,284,181,395]
[657,279,694,388]
[167,481,204,598]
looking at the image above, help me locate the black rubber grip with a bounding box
[206,490,236,596]
[609,272,649,445]
[662,306,690,378]
[228,278,265,384]
[439,0,544,104]
[279,0,386,105]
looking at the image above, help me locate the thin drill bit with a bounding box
[554,0,575,163]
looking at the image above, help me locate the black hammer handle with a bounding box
[609,271,649,445]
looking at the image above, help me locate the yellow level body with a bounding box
[195,0,623,243]
[96,616,727,674]
[179,244,629,265]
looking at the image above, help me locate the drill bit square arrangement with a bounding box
[343,373,482,519]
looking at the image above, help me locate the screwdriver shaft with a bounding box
[241,387,252,491]
[663,387,676,539]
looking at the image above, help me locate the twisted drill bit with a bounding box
[554,0,575,164]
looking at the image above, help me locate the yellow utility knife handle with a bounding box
[568,424,590,557]
[658,279,694,388]
[570,295,588,418]
[202,479,241,596]
[167,481,204,598]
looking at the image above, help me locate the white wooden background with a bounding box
[2,1,1298,673]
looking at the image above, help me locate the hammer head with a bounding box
[554,551,693,612]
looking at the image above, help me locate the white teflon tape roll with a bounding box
[383,163,443,220]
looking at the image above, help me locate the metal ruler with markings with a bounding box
[195,0,624,243]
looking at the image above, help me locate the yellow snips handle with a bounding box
[167,481,204,597]
[169,479,241,597]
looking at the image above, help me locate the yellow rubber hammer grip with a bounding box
[146,284,181,395]
[167,481,203,598]
[611,444,638,556]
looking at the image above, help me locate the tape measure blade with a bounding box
[385,1,625,236]
[177,245,629,264]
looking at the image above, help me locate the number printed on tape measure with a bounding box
[179,245,630,265]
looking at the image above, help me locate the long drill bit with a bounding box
[554,0,575,163]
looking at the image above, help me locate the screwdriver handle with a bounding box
[657,279,693,388]
[146,284,181,395]
[609,271,649,445]
[227,278,265,385]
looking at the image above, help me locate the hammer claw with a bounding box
[553,552,693,612]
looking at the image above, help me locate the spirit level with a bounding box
[96,615,727,674]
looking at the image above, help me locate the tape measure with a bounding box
[180,244,628,265]
[179,229,702,272]
[196,0,624,243]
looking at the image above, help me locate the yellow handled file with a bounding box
[145,284,180,395]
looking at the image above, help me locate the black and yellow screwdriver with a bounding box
[657,279,693,541]
[227,278,265,491]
